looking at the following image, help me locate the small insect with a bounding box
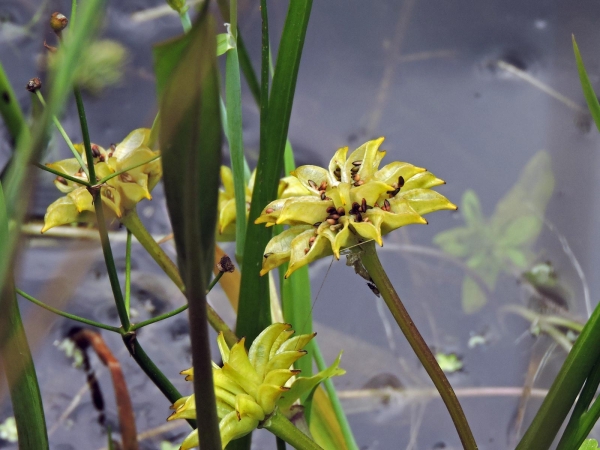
[367,281,380,297]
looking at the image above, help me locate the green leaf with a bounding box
[492,150,554,232]
[573,35,600,133]
[0,62,26,143]
[461,276,487,314]
[579,440,600,450]
[226,47,247,261]
[0,0,105,298]
[503,247,529,269]
[433,227,474,258]
[435,352,463,374]
[217,33,235,56]
[154,11,223,450]
[461,189,483,228]
[0,181,48,448]
[236,0,314,346]
[498,215,543,247]
[278,352,345,410]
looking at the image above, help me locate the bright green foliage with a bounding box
[580,440,600,450]
[435,352,463,374]
[168,323,344,449]
[257,138,456,278]
[434,151,554,313]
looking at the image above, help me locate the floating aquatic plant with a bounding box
[255,138,456,277]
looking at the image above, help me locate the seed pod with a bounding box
[328,214,340,220]
[337,207,345,216]
[50,12,69,33]
[355,212,363,222]
[398,176,405,187]
[383,199,391,211]
[26,77,42,93]
[320,192,327,200]
[354,180,364,186]
[308,180,318,189]
[326,206,337,214]
[120,173,134,183]
[352,160,362,166]
[319,181,328,191]
[326,218,337,225]
[217,255,235,273]
[91,145,101,158]
[361,198,367,212]
[265,208,274,214]
[56,176,68,185]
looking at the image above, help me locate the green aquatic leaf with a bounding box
[461,276,487,314]
[461,189,483,228]
[503,248,529,269]
[497,215,543,248]
[579,439,600,450]
[435,352,463,374]
[492,151,554,231]
[433,227,474,258]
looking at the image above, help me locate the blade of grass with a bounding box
[154,9,223,450]
[226,44,247,261]
[0,0,104,302]
[236,0,313,348]
[0,62,26,144]
[0,180,48,449]
[573,35,600,133]
[517,296,600,449]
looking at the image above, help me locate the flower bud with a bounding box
[26,77,42,93]
[50,12,68,33]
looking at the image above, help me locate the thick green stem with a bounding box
[121,209,237,345]
[263,411,323,450]
[359,241,477,450]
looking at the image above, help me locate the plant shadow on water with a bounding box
[2,0,600,449]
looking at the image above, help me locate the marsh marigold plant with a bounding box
[168,323,344,449]
[256,138,457,277]
[42,128,161,232]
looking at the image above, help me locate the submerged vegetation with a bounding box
[2,1,600,450]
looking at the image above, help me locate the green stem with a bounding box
[35,90,90,179]
[16,288,123,334]
[359,241,477,450]
[312,342,359,450]
[70,0,77,30]
[130,272,223,331]
[179,10,192,33]
[34,162,91,187]
[125,229,132,317]
[263,411,323,450]
[98,155,161,184]
[121,209,237,345]
[73,87,96,183]
[93,191,130,329]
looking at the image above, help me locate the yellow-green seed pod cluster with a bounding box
[42,128,161,233]
[255,138,457,277]
[169,323,344,449]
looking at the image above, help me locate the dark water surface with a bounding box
[2,0,600,449]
